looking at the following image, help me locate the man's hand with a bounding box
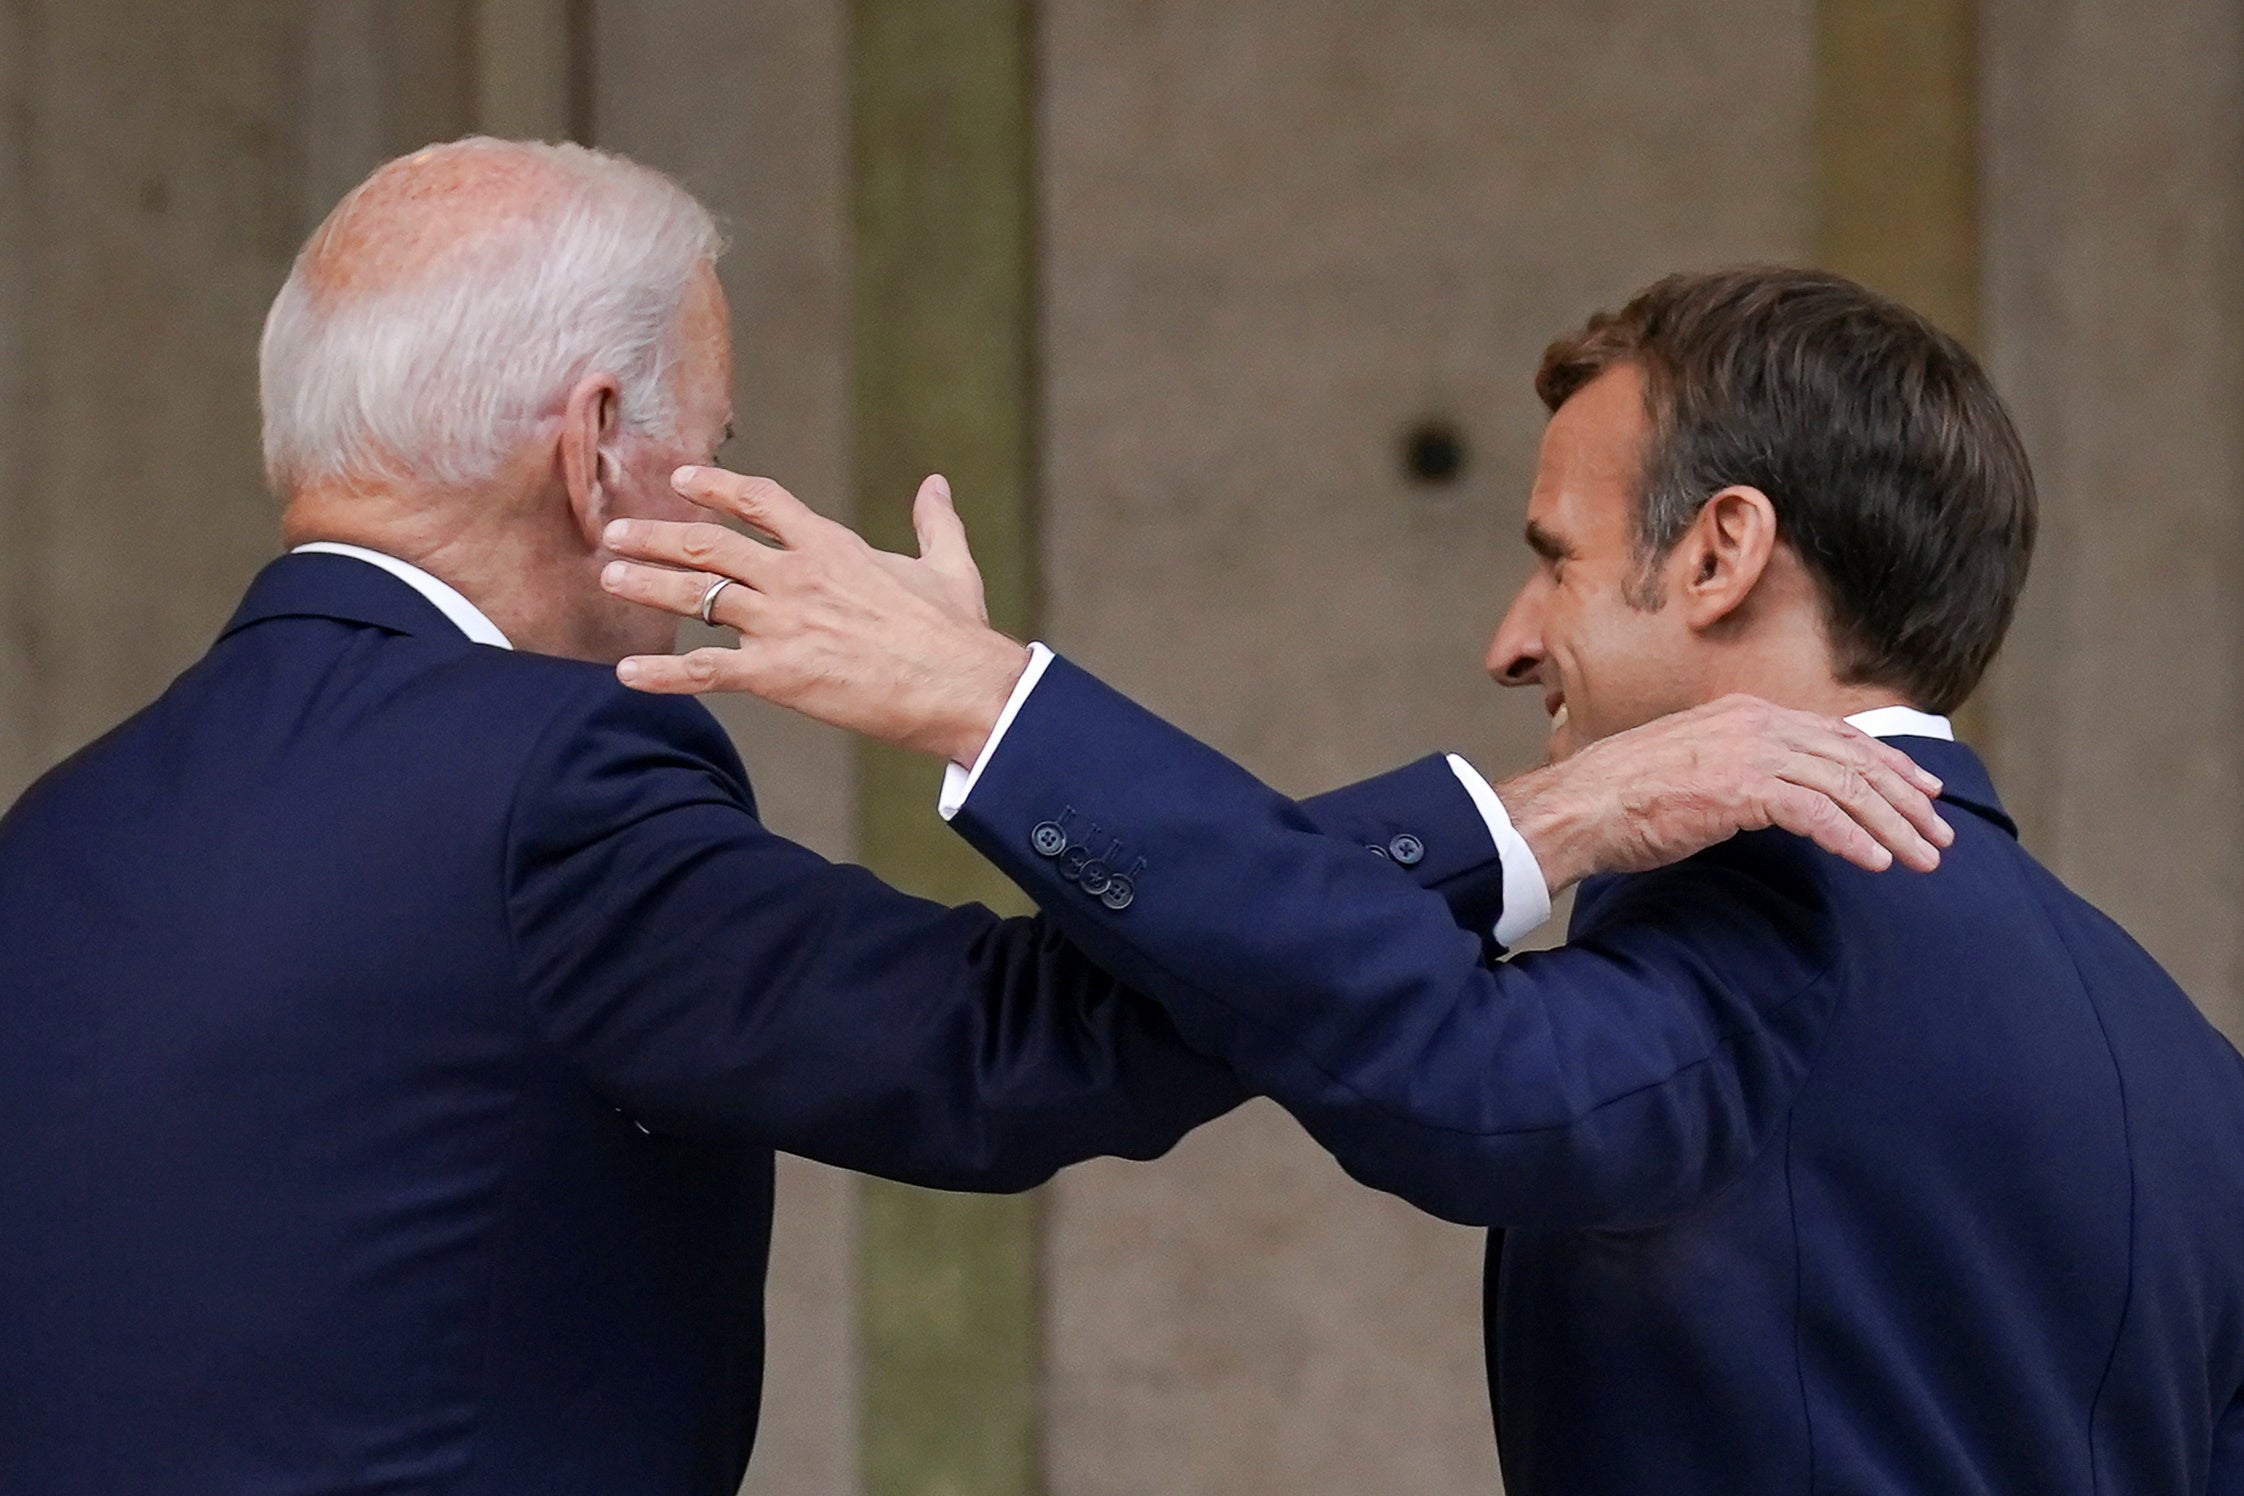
[1497,696,1955,889]
[600,467,1029,765]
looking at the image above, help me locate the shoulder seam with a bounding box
[495,677,617,1013]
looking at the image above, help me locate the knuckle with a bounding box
[781,555,821,598]
[680,523,725,562]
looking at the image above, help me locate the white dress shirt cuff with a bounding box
[938,642,1057,821]
[1444,754,1555,948]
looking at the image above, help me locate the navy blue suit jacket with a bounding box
[953,654,2244,1495]
[0,555,1495,1496]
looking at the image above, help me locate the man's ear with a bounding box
[1672,485,1779,631]
[558,371,624,551]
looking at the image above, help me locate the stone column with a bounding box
[1815,0,1980,343]
[849,5,1045,1495]
[1982,0,2244,1042]
[1814,0,1988,748]
[0,0,37,800]
[2,0,303,782]
[473,0,579,141]
[298,1,475,213]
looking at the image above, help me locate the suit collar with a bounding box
[221,551,480,647]
[1881,735,2015,838]
[288,542,512,647]
[1571,735,2016,937]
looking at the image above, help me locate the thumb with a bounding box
[912,474,974,572]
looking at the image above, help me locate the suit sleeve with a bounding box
[1298,755,1511,940]
[948,655,1845,1228]
[500,683,1493,1191]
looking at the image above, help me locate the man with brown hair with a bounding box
[603,266,2244,1492]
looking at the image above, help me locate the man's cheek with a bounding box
[628,479,702,525]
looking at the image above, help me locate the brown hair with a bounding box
[1536,266,2036,714]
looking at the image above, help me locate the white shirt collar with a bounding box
[289,542,513,650]
[1844,704,1953,741]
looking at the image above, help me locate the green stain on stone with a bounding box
[851,2,1044,1494]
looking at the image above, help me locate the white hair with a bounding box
[259,138,724,494]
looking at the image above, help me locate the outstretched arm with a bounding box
[505,677,1509,1193]
[937,651,1853,1226]
[504,683,1232,1191]
[598,466,1952,890]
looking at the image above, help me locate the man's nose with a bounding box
[1485,590,1543,687]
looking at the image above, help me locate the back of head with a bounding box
[259,137,723,497]
[1537,267,2037,715]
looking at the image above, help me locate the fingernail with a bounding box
[1919,770,1943,792]
[671,465,701,491]
[605,520,631,546]
[932,473,951,500]
[601,561,628,589]
[1936,815,1956,844]
[617,659,641,685]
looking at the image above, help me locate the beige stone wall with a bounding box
[1035,3,1814,1490]
[0,1,299,801]
[1981,0,2244,1043]
[0,0,34,796]
[0,0,490,807]
[297,2,474,210]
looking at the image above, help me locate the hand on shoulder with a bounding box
[1495,695,1953,891]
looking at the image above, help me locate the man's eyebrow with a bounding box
[1524,520,1569,561]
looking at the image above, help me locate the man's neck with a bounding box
[1780,682,1929,720]
[282,480,587,658]
[1693,645,1929,722]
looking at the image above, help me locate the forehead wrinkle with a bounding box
[301,143,577,303]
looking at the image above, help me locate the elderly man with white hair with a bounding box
[0,138,1945,1495]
